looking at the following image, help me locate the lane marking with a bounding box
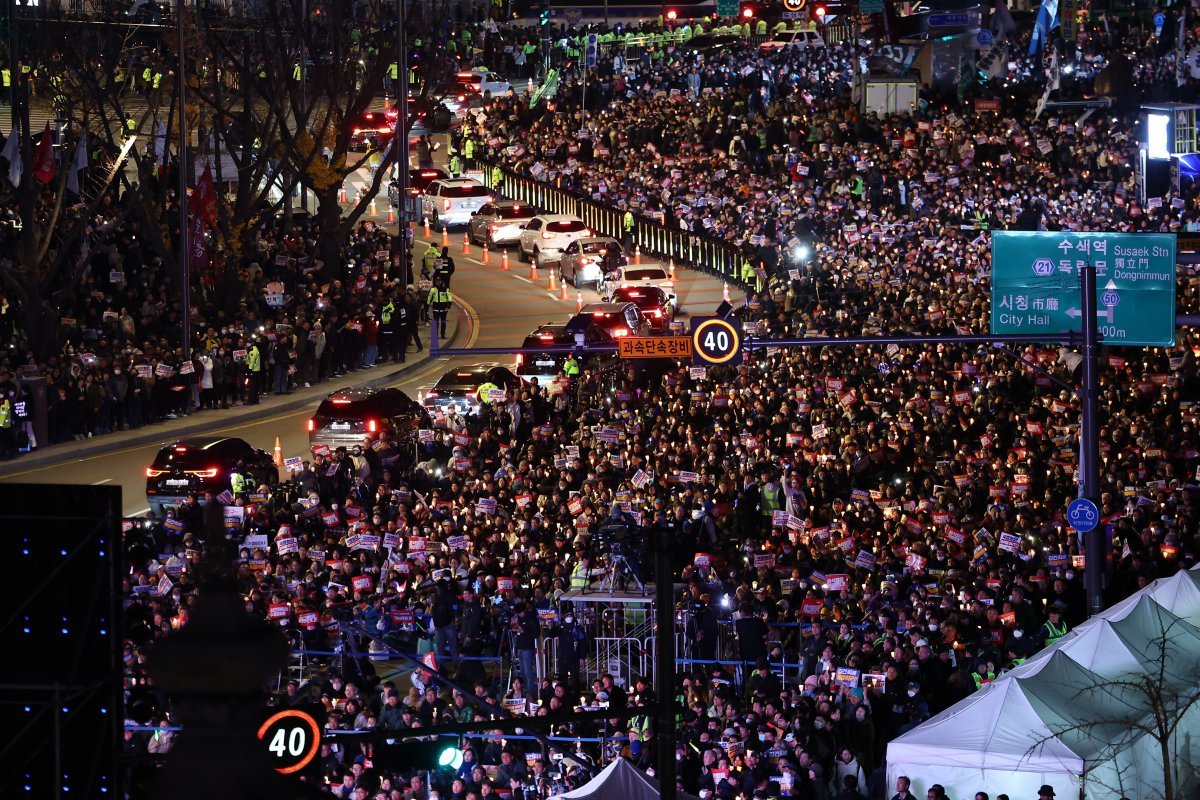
[91,478,112,485]
[512,275,531,284]
[545,292,560,301]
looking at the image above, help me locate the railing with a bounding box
[480,157,750,290]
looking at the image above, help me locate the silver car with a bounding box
[468,200,538,247]
[559,236,624,289]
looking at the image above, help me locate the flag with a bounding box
[192,162,218,228]
[990,0,1016,40]
[188,214,209,273]
[153,121,167,166]
[1029,0,1059,54]
[1,126,19,188]
[1048,48,1061,91]
[33,122,56,185]
[66,133,88,195]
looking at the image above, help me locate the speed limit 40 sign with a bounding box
[690,317,743,367]
[258,707,322,775]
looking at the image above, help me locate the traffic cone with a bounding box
[576,291,584,312]
[669,259,676,281]
[634,245,642,265]
[501,250,510,270]
[462,231,471,255]
[723,283,730,303]
[441,225,449,247]
[423,216,431,237]
[339,185,348,204]
[527,77,534,94]
[369,198,378,217]
[386,205,396,223]
[560,280,569,301]
[273,436,283,467]
[529,261,538,281]
[481,242,491,264]
[548,270,558,292]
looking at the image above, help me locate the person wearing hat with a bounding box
[1037,786,1056,800]
[1037,601,1069,649]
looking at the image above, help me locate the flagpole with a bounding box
[177,0,192,362]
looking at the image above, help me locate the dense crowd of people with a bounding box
[106,9,1200,800]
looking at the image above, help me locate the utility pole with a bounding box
[394,0,410,227]
[1079,264,1105,617]
[654,525,676,800]
[177,0,191,360]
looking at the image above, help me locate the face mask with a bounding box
[758,733,766,742]
[907,689,918,698]
[1065,571,1075,580]
[813,721,824,730]
[564,616,573,625]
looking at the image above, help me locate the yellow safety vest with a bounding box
[246,346,262,372]
[1042,619,1067,646]
[1,69,10,88]
[0,398,11,429]
[427,288,452,306]
[381,301,394,324]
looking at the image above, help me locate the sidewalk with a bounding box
[0,306,466,477]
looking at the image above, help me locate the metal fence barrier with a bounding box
[479,157,751,291]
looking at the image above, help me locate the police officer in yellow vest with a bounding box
[759,470,781,529]
[1,68,10,89]
[422,242,440,277]
[622,210,635,246]
[380,298,396,361]
[230,464,249,497]
[491,164,504,190]
[448,152,463,177]
[245,342,263,405]
[1039,602,1068,648]
[570,549,591,589]
[475,380,501,408]
[562,353,581,379]
[971,659,996,690]
[0,392,13,460]
[463,136,476,169]
[427,279,453,339]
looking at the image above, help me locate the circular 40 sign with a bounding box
[691,317,743,366]
[258,708,321,775]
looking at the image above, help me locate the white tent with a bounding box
[887,567,1200,800]
[550,757,699,800]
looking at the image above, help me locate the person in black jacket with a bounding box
[431,579,459,662]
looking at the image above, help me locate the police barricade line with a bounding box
[122,724,625,744]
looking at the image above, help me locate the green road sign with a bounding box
[860,0,884,12]
[990,232,1177,347]
[716,0,739,16]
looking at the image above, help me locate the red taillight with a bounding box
[652,309,662,318]
[186,468,220,479]
[368,419,378,433]
[443,199,452,211]
[146,468,167,478]
[174,446,188,453]
[613,328,629,337]
[307,419,315,432]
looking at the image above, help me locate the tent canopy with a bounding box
[887,567,1200,800]
[551,758,700,800]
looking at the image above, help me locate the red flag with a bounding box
[33,122,56,185]
[191,163,218,229]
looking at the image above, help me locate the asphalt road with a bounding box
[0,220,731,517]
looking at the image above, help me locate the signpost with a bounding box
[928,11,973,26]
[716,0,738,16]
[1067,498,1100,533]
[617,336,693,359]
[691,317,743,366]
[860,0,883,13]
[990,232,1177,347]
[258,707,322,775]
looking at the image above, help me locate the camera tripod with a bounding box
[599,545,646,596]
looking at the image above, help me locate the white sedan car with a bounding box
[518,214,592,266]
[603,262,679,310]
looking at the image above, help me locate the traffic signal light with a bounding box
[739,1,756,18]
[666,8,678,20]
[375,738,464,771]
[539,2,551,25]
[814,4,827,19]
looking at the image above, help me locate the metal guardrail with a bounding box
[479,158,751,291]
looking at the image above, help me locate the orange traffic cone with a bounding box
[576,291,584,312]
[273,436,283,467]
[529,261,539,281]
[501,250,510,270]
[369,198,378,217]
[560,280,569,301]
[481,242,491,264]
[387,205,396,223]
[548,271,558,292]
[723,283,730,303]
[634,245,642,265]
[527,77,534,94]
[423,216,431,237]
[441,225,449,247]
[669,259,676,281]
[339,185,348,203]
[462,231,471,256]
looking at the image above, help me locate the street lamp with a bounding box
[394,0,410,230]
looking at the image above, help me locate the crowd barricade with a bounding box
[479,158,750,289]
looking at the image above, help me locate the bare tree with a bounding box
[1023,612,1200,800]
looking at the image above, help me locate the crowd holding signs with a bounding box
[116,12,1200,800]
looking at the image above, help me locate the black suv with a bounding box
[145,437,278,517]
[308,386,428,457]
[516,324,618,393]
